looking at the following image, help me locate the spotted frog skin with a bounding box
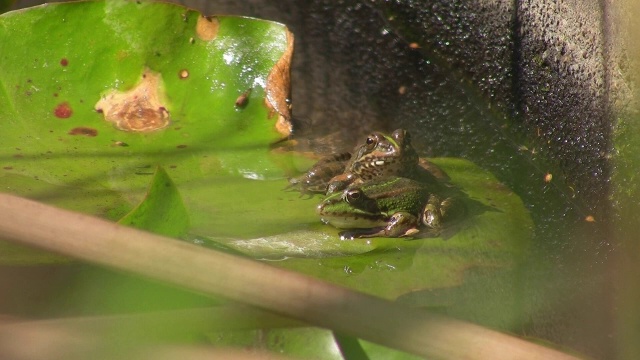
[316,176,464,239]
[288,129,436,195]
[325,129,421,194]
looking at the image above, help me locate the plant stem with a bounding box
[0,193,579,360]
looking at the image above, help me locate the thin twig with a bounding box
[0,193,581,360]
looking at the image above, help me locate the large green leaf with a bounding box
[0,0,291,262]
[0,0,289,192]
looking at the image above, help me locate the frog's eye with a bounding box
[345,189,363,203]
[345,189,379,212]
[362,134,380,152]
[365,135,377,148]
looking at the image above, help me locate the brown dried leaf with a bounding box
[95,69,170,132]
[265,29,294,136]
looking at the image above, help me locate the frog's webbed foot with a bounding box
[284,177,303,191]
[338,212,419,239]
[284,177,326,197]
[423,195,467,230]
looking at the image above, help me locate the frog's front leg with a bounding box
[339,211,419,240]
[287,152,351,194]
[326,174,365,195]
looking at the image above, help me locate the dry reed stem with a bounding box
[0,193,580,360]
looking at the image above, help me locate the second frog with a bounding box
[288,129,443,195]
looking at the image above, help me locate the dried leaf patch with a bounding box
[196,15,219,41]
[264,29,294,136]
[95,69,170,132]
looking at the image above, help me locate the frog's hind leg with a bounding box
[422,195,467,229]
[338,212,418,239]
[383,212,420,237]
[339,228,383,240]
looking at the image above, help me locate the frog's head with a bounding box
[316,188,387,229]
[348,129,419,180]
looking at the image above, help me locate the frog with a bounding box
[316,176,464,239]
[288,129,441,195]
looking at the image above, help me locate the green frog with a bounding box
[289,129,440,195]
[317,176,464,239]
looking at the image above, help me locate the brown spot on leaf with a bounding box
[196,15,219,41]
[68,127,98,137]
[235,88,252,108]
[3,166,13,170]
[179,69,189,79]
[264,29,294,137]
[60,58,68,66]
[176,144,187,149]
[54,102,73,118]
[95,68,170,132]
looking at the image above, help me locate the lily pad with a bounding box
[0,0,292,261]
[208,158,532,302]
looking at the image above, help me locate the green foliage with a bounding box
[119,166,189,238]
[0,0,288,262]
